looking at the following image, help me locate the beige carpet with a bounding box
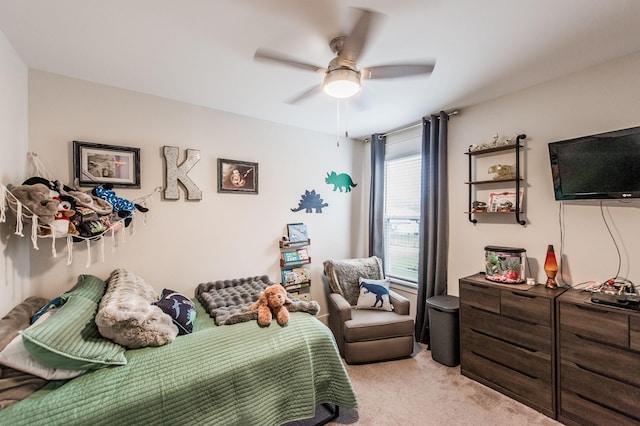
[288,343,561,426]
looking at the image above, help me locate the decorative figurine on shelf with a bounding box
[488,164,516,180]
[544,245,559,289]
[472,201,487,212]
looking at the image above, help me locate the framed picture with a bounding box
[73,141,140,188]
[287,223,308,242]
[488,190,524,212]
[217,158,258,194]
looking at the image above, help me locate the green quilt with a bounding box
[0,302,357,425]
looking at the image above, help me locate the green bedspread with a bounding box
[0,301,357,426]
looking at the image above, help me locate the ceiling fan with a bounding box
[254,8,435,104]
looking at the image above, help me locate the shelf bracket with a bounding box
[468,145,477,223]
[514,134,526,225]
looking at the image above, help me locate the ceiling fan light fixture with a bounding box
[323,68,361,99]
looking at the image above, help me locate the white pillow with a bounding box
[356,277,394,311]
[0,311,86,380]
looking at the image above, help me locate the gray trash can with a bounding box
[425,295,460,367]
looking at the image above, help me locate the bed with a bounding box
[0,274,358,426]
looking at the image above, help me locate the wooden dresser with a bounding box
[459,274,566,418]
[556,289,640,425]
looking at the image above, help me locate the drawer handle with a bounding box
[572,332,621,348]
[572,360,635,387]
[468,282,489,289]
[503,314,539,326]
[511,291,536,299]
[575,304,611,314]
[472,350,538,379]
[472,328,538,353]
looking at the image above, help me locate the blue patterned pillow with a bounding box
[153,289,196,335]
[356,277,394,311]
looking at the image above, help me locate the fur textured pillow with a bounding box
[95,269,178,348]
[323,257,384,306]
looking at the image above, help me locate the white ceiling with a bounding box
[2,0,640,139]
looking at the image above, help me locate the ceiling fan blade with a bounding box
[286,84,323,104]
[254,48,327,74]
[340,8,382,64]
[361,63,435,79]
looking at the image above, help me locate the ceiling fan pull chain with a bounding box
[344,100,349,138]
[336,98,340,147]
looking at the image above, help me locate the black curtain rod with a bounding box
[382,110,458,138]
[363,110,459,142]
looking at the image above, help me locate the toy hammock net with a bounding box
[0,152,160,267]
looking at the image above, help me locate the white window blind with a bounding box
[383,128,422,284]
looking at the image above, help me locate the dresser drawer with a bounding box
[560,360,640,423]
[459,280,500,313]
[631,316,640,352]
[460,304,552,353]
[559,301,629,347]
[559,390,640,426]
[461,348,553,415]
[502,290,551,327]
[462,327,551,381]
[560,331,640,387]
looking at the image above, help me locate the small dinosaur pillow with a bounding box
[153,289,196,335]
[356,277,394,311]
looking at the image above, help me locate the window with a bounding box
[383,129,422,285]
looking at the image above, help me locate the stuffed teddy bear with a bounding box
[248,284,293,326]
[92,184,149,227]
[7,182,60,224]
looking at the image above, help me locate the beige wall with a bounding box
[21,71,365,319]
[4,44,640,318]
[0,30,30,317]
[447,51,640,294]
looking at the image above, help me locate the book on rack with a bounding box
[288,289,311,301]
[281,268,310,286]
[281,248,309,263]
[287,223,308,242]
[284,282,310,292]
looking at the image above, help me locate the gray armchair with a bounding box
[323,257,415,364]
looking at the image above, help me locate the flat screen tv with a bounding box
[548,126,640,200]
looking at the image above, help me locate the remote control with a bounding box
[626,294,640,303]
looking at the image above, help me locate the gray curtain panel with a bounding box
[369,133,386,259]
[415,112,449,344]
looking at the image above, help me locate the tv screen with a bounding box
[548,126,640,200]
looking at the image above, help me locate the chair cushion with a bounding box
[323,257,384,306]
[344,309,414,342]
[356,277,394,311]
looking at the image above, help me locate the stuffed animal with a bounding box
[39,195,79,237]
[92,184,149,227]
[22,176,62,194]
[7,182,60,224]
[58,184,113,217]
[248,284,293,326]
